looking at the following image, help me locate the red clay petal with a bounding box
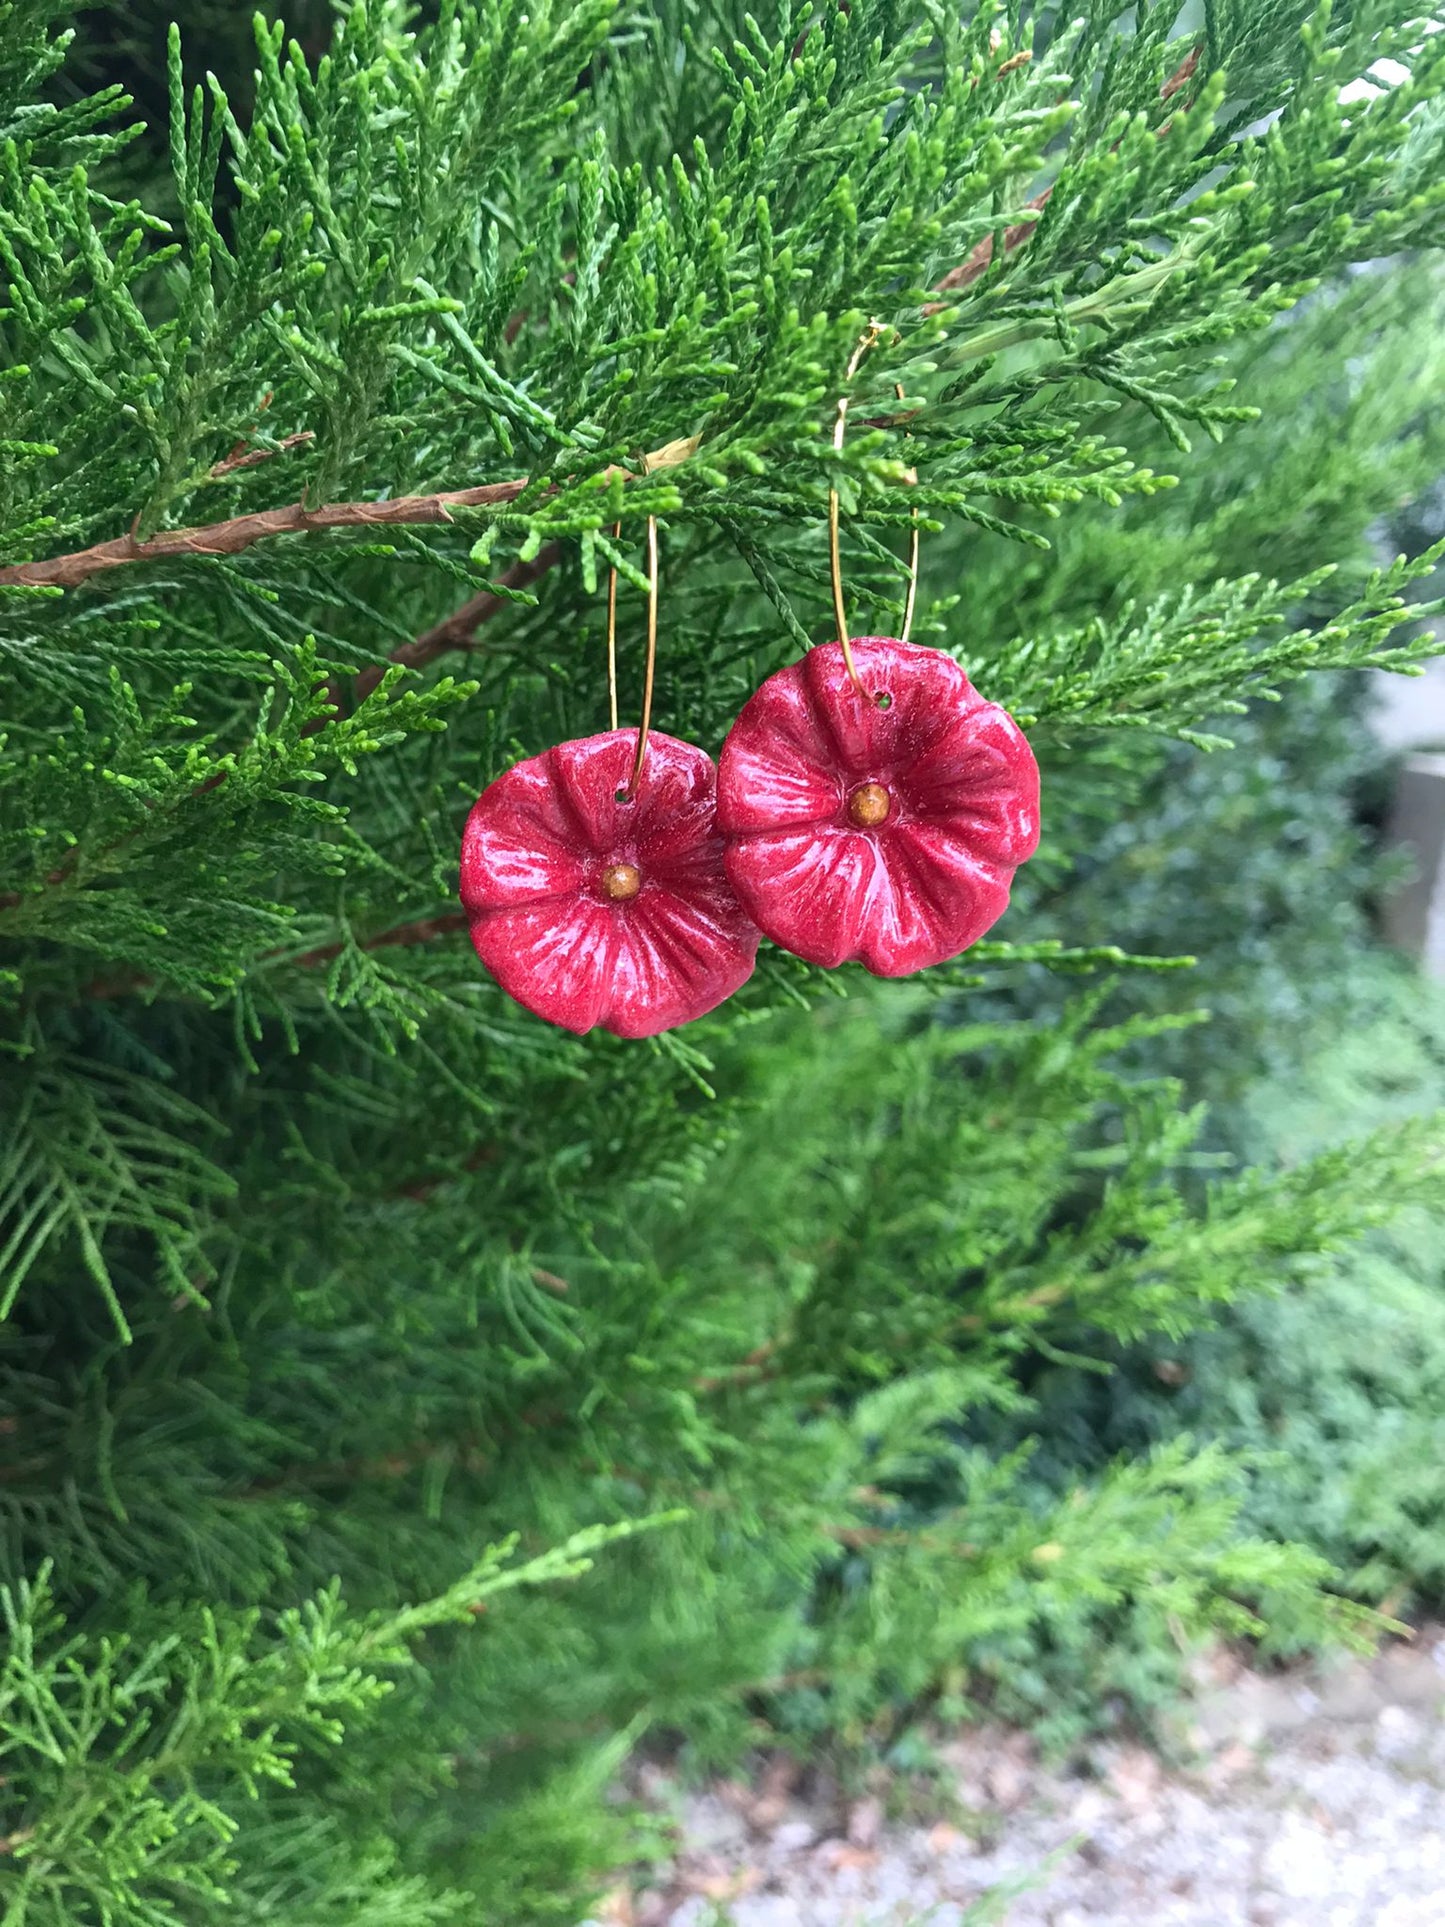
[714,669,843,834]
[898,705,1042,868]
[470,895,619,1034]
[724,822,1012,976]
[459,756,592,913]
[718,640,1039,978]
[544,729,634,848]
[724,827,890,969]
[647,835,758,926]
[800,637,986,776]
[877,823,1013,971]
[717,640,1001,836]
[606,890,760,1038]
[547,729,720,865]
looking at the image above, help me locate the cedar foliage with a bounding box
[3,2,1445,1919]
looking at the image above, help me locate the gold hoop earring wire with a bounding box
[829,325,919,691]
[603,515,661,799]
[896,381,919,648]
[605,518,621,731]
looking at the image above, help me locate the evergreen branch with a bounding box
[241,1337,781,1504]
[4,545,555,942]
[0,40,1201,599]
[14,9,1445,1920]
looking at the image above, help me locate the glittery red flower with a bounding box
[460,728,760,1037]
[716,637,1040,976]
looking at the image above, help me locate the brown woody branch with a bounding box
[1161,44,1201,100]
[353,540,562,702]
[0,477,533,590]
[924,196,1053,312]
[288,912,471,972]
[80,903,474,1002]
[0,434,698,595]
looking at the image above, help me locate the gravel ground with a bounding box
[593,1635,1445,1927]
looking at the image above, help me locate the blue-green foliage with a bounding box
[3,0,1445,1919]
[1016,969,1445,1630]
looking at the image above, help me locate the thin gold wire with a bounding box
[828,322,886,695]
[896,381,919,648]
[605,519,621,731]
[625,514,659,797]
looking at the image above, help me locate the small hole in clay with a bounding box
[875,690,892,710]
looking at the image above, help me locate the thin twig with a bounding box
[288,912,470,971]
[925,195,1055,309]
[1161,44,1201,100]
[6,542,555,941]
[0,438,695,593]
[80,905,472,1002]
[209,430,315,478]
[307,542,562,730]
[354,541,563,701]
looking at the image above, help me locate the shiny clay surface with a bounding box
[716,638,1040,976]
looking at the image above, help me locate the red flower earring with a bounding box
[716,342,1040,976]
[716,636,1038,975]
[461,519,759,1036]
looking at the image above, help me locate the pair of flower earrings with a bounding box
[460,369,1040,1038]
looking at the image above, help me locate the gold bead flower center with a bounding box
[602,861,643,902]
[847,782,892,829]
